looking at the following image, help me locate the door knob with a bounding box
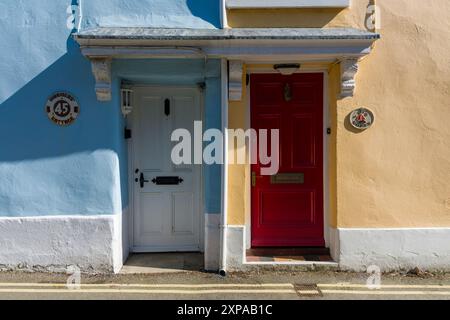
[139,173,149,188]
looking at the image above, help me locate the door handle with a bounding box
[139,173,149,188]
[152,176,184,185]
[252,171,263,187]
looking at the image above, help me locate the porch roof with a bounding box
[73,28,380,102]
[74,27,379,63]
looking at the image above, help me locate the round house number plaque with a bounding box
[46,92,80,126]
[350,108,374,130]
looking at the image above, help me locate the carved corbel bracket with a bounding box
[229,60,243,101]
[90,57,112,101]
[340,58,360,98]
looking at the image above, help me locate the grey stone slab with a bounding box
[75,27,380,41]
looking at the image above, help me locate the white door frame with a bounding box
[244,66,331,249]
[127,85,205,253]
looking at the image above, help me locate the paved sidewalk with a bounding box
[0,270,449,300]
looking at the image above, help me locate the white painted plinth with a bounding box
[204,214,221,271]
[226,225,246,271]
[0,215,123,273]
[222,225,450,272]
[336,228,450,272]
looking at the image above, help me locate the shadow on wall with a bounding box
[0,0,222,217]
[0,37,121,163]
[0,35,126,217]
[186,0,221,28]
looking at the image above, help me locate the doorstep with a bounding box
[243,248,339,271]
[120,253,204,274]
[240,260,339,272]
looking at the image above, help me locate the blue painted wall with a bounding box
[0,0,222,217]
[82,0,220,29]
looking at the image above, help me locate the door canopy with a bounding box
[74,27,379,101]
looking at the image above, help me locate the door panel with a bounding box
[172,192,195,235]
[260,190,315,226]
[138,97,165,170]
[292,114,316,168]
[251,73,324,247]
[132,87,201,252]
[140,193,165,235]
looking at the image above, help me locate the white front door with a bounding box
[131,87,202,252]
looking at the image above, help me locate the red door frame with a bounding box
[249,72,326,248]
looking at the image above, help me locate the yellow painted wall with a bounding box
[227,2,369,29]
[228,66,248,226]
[227,0,450,229]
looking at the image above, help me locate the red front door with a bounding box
[251,73,324,247]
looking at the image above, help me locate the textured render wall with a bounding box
[0,1,124,217]
[0,1,127,271]
[81,0,220,29]
[0,0,221,218]
[226,0,450,229]
[226,2,367,28]
[227,67,248,226]
[336,0,450,228]
[0,1,221,271]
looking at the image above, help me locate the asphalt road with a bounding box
[0,270,449,300]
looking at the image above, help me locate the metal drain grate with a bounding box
[294,284,323,297]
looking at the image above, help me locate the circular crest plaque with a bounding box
[46,92,80,126]
[350,108,374,130]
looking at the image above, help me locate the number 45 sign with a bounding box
[46,92,80,126]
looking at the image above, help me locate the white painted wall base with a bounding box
[224,225,337,271]
[335,228,450,272]
[225,225,246,271]
[0,215,123,273]
[204,214,221,271]
[223,225,450,272]
[121,208,130,265]
[329,227,340,262]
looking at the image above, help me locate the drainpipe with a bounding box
[220,0,229,29]
[219,0,230,277]
[219,59,229,276]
